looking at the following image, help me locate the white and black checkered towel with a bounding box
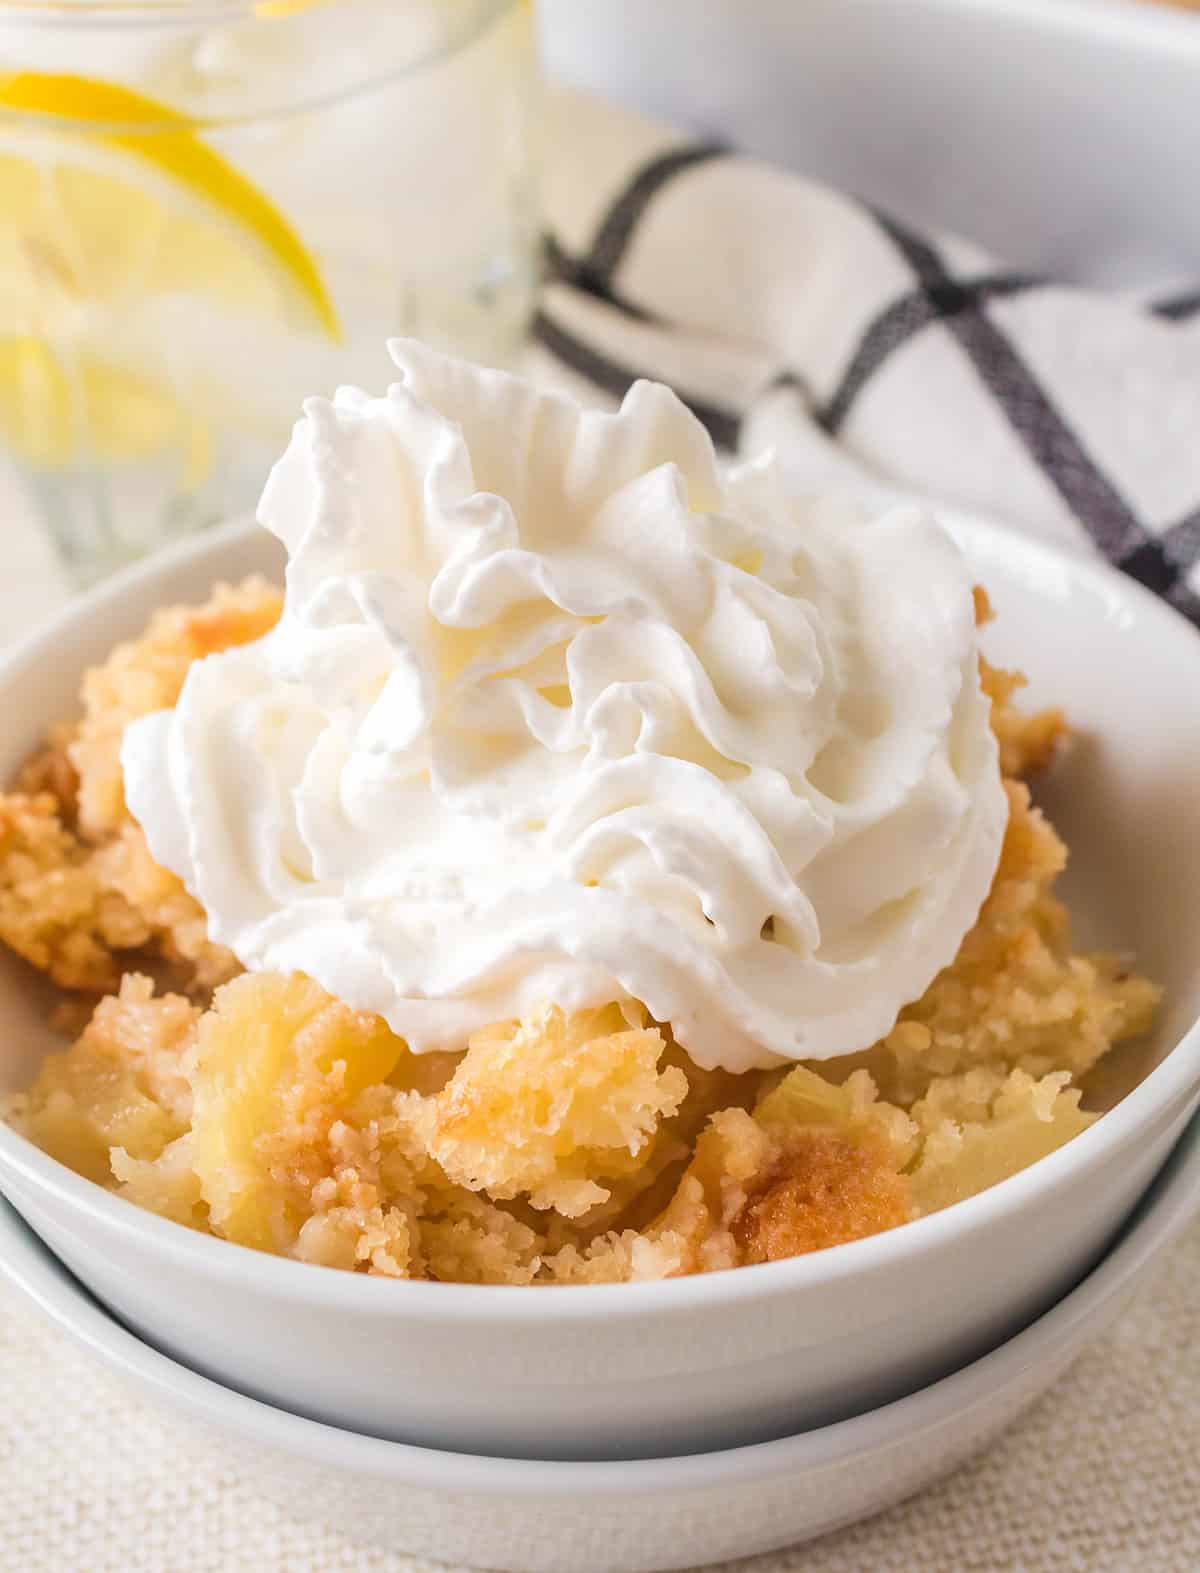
[529,92,1200,627]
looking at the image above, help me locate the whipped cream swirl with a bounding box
[123,341,1006,1072]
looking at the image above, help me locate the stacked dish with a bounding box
[1,1115,1196,1572]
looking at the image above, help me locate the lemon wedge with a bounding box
[0,336,213,484]
[0,71,338,473]
[0,73,339,336]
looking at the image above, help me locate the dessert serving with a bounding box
[0,343,1159,1284]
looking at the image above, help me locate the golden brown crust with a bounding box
[70,577,282,840]
[418,1004,688,1218]
[16,730,80,820]
[980,656,1068,779]
[857,779,1159,1106]
[0,791,146,992]
[731,1130,911,1263]
[0,790,238,995]
[0,578,278,997]
[975,584,1068,778]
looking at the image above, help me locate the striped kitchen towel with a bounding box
[529,92,1200,626]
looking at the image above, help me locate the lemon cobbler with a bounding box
[0,345,1160,1284]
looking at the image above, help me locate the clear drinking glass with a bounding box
[0,0,539,583]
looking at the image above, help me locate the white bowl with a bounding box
[1,515,1200,1461]
[3,1111,1199,1573]
[541,0,1200,286]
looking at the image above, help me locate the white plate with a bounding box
[2,1113,1198,1573]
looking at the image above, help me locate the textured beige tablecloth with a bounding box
[3,488,1200,1573]
[2,1227,1198,1573]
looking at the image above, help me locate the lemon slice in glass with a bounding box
[0,71,338,473]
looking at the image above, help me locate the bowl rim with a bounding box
[3,1107,1198,1489]
[926,0,1200,57]
[1,512,1199,1321]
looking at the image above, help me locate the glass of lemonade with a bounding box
[0,0,539,583]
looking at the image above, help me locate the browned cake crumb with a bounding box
[0,791,237,995]
[856,779,1160,1107]
[980,657,1067,778]
[0,792,148,992]
[0,578,280,997]
[69,577,283,840]
[0,582,1161,1283]
[91,823,241,992]
[16,730,80,816]
[974,586,1067,777]
[731,1129,911,1263]
[415,1004,688,1217]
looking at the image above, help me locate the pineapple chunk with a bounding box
[755,1063,856,1129]
[755,1062,918,1164]
[910,1068,1094,1215]
[11,975,196,1184]
[111,1133,205,1228]
[191,972,406,1253]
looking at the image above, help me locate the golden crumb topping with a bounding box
[71,577,282,840]
[417,1004,687,1218]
